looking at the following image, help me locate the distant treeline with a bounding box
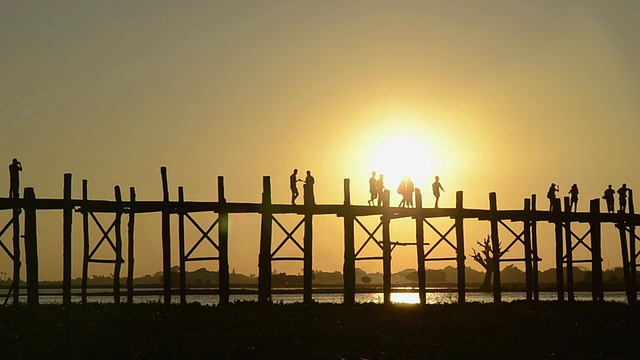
[3,265,632,290]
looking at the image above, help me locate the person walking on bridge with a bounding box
[603,185,615,213]
[9,158,22,199]
[432,176,444,208]
[569,184,579,212]
[618,183,629,213]
[289,169,303,205]
[546,183,559,211]
[368,171,377,206]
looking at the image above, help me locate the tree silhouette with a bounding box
[470,235,502,292]
[361,275,372,284]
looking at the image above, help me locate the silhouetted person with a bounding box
[618,183,628,213]
[546,183,559,211]
[432,176,444,208]
[303,170,315,204]
[603,184,615,213]
[406,177,415,207]
[568,184,579,212]
[9,158,22,199]
[397,178,408,208]
[289,169,303,205]
[376,174,386,207]
[368,171,377,206]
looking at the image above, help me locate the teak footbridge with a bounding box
[0,167,638,306]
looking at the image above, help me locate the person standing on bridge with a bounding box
[303,170,315,205]
[603,184,615,213]
[568,184,579,212]
[376,174,386,206]
[617,183,629,213]
[9,158,22,199]
[432,176,444,208]
[546,183,559,211]
[368,171,378,206]
[406,176,415,208]
[289,169,303,205]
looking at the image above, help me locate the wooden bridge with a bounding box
[0,167,638,306]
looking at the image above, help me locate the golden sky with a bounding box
[1,1,640,280]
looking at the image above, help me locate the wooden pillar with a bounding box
[618,208,631,303]
[81,179,89,305]
[218,176,230,305]
[590,199,603,302]
[343,179,355,305]
[113,186,123,305]
[178,186,186,305]
[553,198,564,301]
[11,184,21,305]
[23,187,39,306]
[629,190,637,303]
[489,192,501,303]
[62,173,73,306]
[455,191,465,304]
[127,187,136,305]
[563,197,574,302]
[160,167,171,305]
[524,198,532,301]
[415,188,426,305]
[258,176,273,303]
[382,189,391,304]
[303,182,314,304]
[531,194,540,301]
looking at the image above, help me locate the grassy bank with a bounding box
[0,301,638,359]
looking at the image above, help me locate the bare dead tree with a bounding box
[471,235,503,292]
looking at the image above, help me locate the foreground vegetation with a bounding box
[0,301,638,359]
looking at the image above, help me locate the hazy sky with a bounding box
[2,1,640,280]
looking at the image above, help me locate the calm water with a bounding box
[1,289,632,305]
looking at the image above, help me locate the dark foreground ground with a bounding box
[0,301,638,359]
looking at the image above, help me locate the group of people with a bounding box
[289,169,315,205]
[368,172,445,208]
[546,182,631,213]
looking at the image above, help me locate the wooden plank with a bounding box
[415,188,426,305]
[590,199,603,302]
[553,198,564,301]
[531,194,540,301]
[127,187,136,304]
[524,198,532,301]
[218,176,230,305]
[113,186,123,305]
[178,186,186,305]
[160,167,171,305]
[564,197,574,302]
[489,192,501,303]
[382,189,391,304]
[23,188,39,306]
[304,180,314,304]
[258,176,273,303]
[455,191,465,304]
[81,179,89,305]
[343,179,355,305]
[629,190,637,304]
[62,173,72,306]
[11,190,20,305]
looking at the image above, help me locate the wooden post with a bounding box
[81,179,89,305]
[303,181,314,304]
[628,190,637,304]
[489,192,501,303]
[524,198,532,301]
[415,188,426,305]
[160,167,171,305]
[113,186,123,305]
[178,186,186,305]
[258,176,273,303]
[531,194,539,301]
[11,184,21,305]
[455,191,465,304]
[590,199,603,302]
[127,187,136,305]
[218,176,230,305]
[23,187,39,306]
[62,173,72,306]
[563,197,574,302]
[553,198,564,301]
[343,179,355,305]
[382,189,391,304]
[618,207,631,303]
